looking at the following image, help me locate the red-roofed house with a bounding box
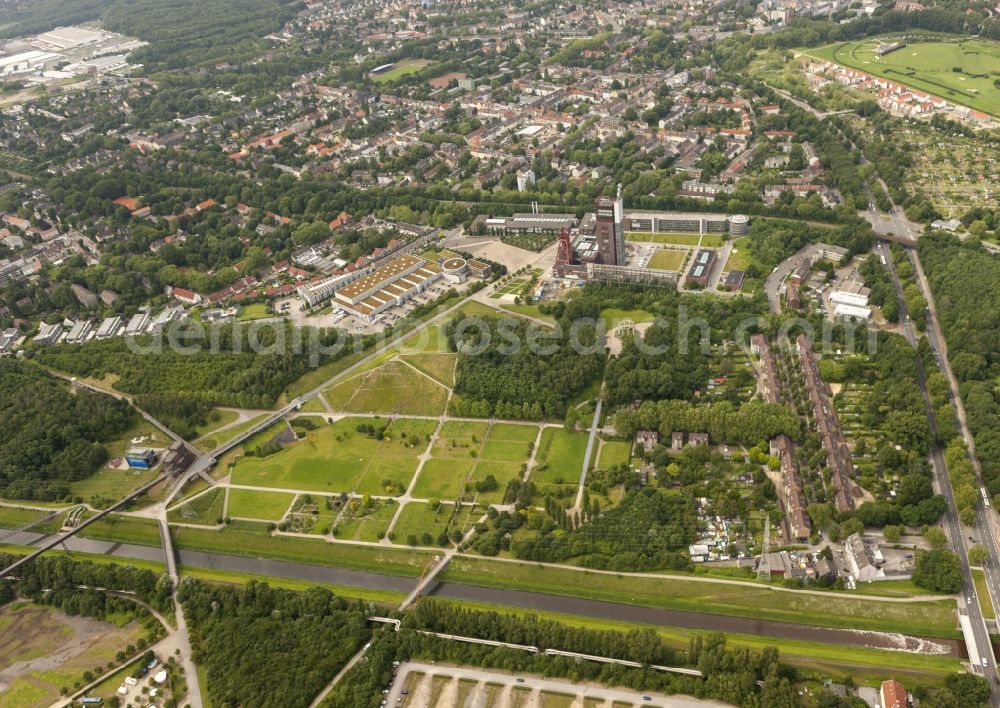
[196,198,218,212]
[113,196,141,211]
[880,680,907,708]
[169,286,202,305]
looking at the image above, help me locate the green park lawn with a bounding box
[413,422,534,501]
[0,506,50,529]
[599,308,654,330]
[227,488,296,521]
[595,439,632,469]
[68,467,160,504]
[648,249,687,271]
[725,237,752,272]
[77,514,162,546]
[412,458,476,500]
[626,232,726,247]
[167,488,225,525]
[172,524,434,576]
[804,38,1000,117]
[189,408,241,440]
[398,352,457,387]
[332,499,398,542]
[196,413,269,452]
[392,501,456,544]
[237,302,271,321]
[230,417,434,495]
[531,428,589,487]
[324,359,449,416]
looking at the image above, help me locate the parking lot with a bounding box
[384,662,729,708]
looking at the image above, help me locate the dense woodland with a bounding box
[178,580,371,708]
[918,233,1000,502]
[0,360,135,500]
[32,322,352,438]
[0,552,173,613]
[448,314,605,419]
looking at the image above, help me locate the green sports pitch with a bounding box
[805,38,1000,117]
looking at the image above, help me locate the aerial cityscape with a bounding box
[1,0,1000,706]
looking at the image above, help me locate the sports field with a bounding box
[806,38,1000,117]
[370,58,432,83]
[229,417,435,495]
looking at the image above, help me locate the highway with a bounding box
[878,238,999,697]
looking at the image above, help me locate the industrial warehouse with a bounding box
[333,254,442,322]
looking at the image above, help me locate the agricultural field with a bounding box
[804,38,1000,117]
[229,417,434,495]
[412,421,535,502]
[626,232,726,247]
[531,428,589,487]
[647,248,687,271]
[0,602,146,708]
[167,488,225,525]
[324,360,450,416]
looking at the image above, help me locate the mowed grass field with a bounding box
[595,439,632,469]
[227,489,296,521]
[324,359,449,416]
[230,417,435,495]
[805,38,1000,116]
[626,232,726,247]
[412,421,536,502]
[647,248,687,271]
[168,488,225,525]
[398,352,457,387]
[172,523,434,576]
[531,428,589,487]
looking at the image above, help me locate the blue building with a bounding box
[125,447,156,469]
